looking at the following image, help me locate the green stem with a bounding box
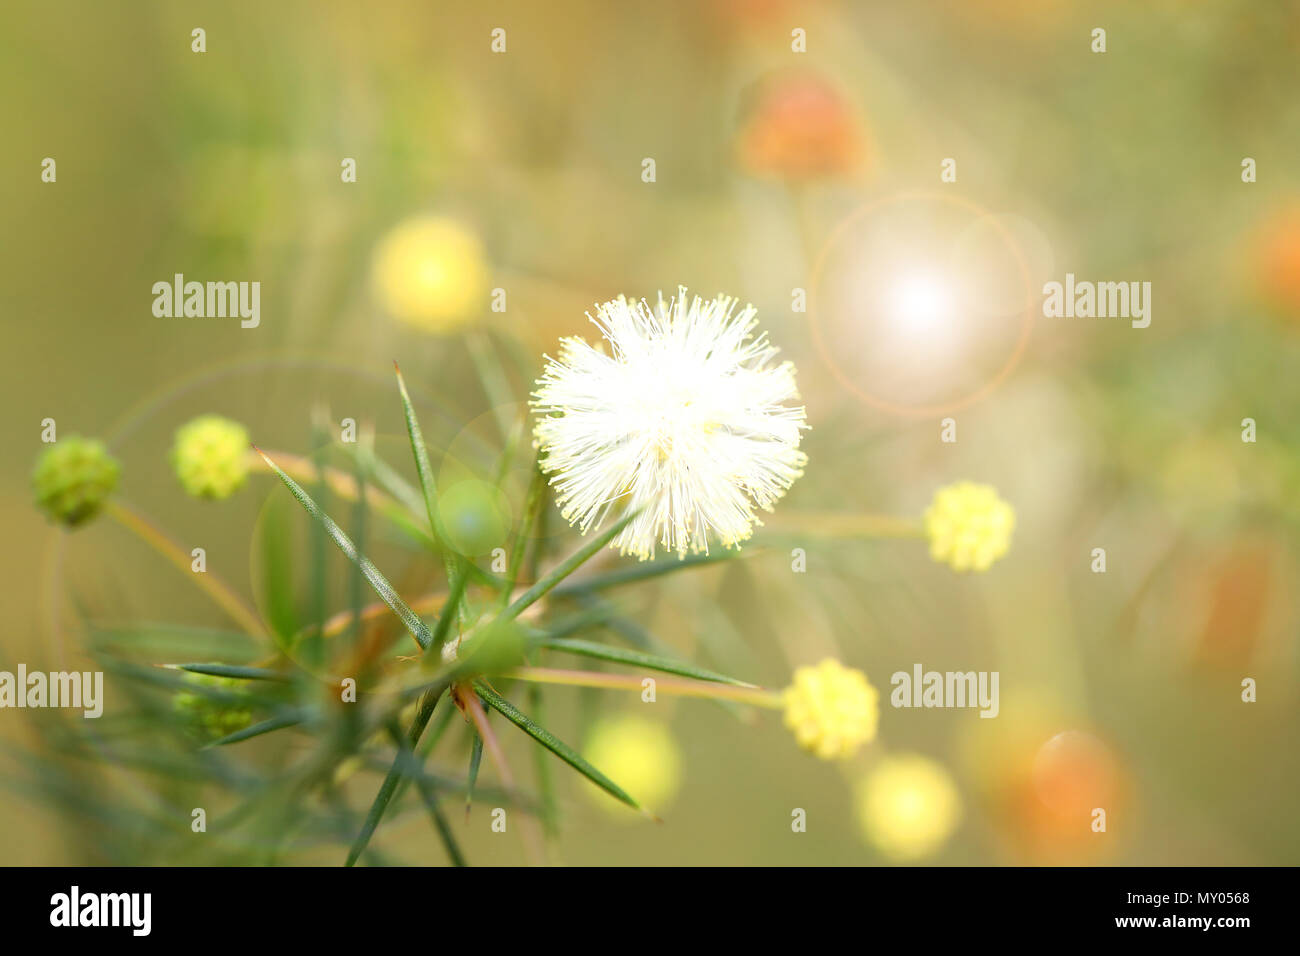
[528,683,559,840]
[466,329,517,441]
[500,510,639,622]
[761,512,925,539]
[344,685,446,867]
[501,666,785,708]
[497,466,547,611]
[106,500,267,639]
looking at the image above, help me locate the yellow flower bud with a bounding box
[783,659,879,760]
[923,481,1015,572]
[856,753,962,860]
[172,415,250,500]
[372,216,488,333]
[582,715,682,818]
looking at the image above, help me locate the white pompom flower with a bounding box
[531,287,809,561]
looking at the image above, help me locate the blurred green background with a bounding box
[2,0,1299,865]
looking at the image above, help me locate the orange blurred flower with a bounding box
[962,700,1129,863]
[1254,205,1300,315]
[735,71,865,181]
[1196,542,1276,668]
[1031,731,1121,822]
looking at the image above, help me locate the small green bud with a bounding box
[173,671,253,742]
[452,618,529,675]
[32,436,121,527]
[172,415,250,499]
[437,478,509,555]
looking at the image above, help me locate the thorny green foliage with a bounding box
[13,362,753,866]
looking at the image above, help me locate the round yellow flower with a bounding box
[172,415,250,500]
[372,216,487,333]
[783,659,879,760]
[32,436,121,527]
[582,714,682,817]
[923,481,1015,572]
[857,753,962,860]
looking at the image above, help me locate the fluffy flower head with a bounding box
[172,415,250,500]
[783,659,879,760]
[856,754,962,860]
[531,288,808,560]
[924,481,1015,572]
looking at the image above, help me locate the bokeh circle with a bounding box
[807,191,1037,417]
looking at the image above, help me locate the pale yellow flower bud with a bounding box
[372,216,487,333]
[856,753,962,860]
[172,415,250,500]
[923,481,1015,572]
[783,659,879,760]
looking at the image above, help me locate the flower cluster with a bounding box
[32,437,121,527]
[172,415,250,500]
[783,658,879,760]
[923,481,1015,572]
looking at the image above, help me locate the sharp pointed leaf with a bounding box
[472,680,644,814]
[536,637,755,687]
[466,733,484,817]
[344,686,447,867]
[205,713,302,748]
[257,448,434,651]
[177,663,290,682]
[552,550,745,597]
[501,510,641,622]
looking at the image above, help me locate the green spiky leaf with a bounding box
[501,510,641,622]
[552,550,743,597]
[536,637,754,687]
[176,663,289,682]
[206,713,302,747]
[257,448,435,651]
[472,680,643,813]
